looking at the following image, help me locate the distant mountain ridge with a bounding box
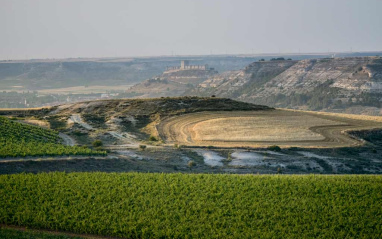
[0,56,263,91]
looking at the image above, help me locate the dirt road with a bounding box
[70,114,94,130]
[59,133,76,146]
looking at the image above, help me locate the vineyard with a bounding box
[0,116,106,158]
[0,173,381,238]
[0,227,82,239]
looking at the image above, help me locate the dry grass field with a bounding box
[158,109,382,148]
[38,84,134,94]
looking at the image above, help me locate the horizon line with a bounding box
[1,50,381,62]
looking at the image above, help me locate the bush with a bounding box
[149,135,158,141]
[72,130,87,136]
[188,160,196,167]
[139,145,147,151]
[92,140,103,147]
[268,145,281,152]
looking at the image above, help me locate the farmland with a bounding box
[0,227,83,239]
[0,116,106,158]
[0,173,381,238]
[158,109,382,148]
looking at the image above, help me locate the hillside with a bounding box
[0,116,105,157]
[53,97,270,119]
[1,97,381,174]
[190,57,382,115]
[125,67,218,98]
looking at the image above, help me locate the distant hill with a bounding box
[3,52,380,92]
[189,57,382,115]
[125,67,218,98]
[0,60,159,91]
[0,56,262,91]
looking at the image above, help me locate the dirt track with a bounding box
[59,133,76,146]
[158,110,382,148]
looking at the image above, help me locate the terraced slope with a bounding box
[158,109,382,148]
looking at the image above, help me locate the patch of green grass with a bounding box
[0,173,381,238]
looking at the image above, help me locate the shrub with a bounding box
[72,130,87,136]
[149,135,158,141]
[268,145,281,152]
[226,152,232,162]
[92,140,103,147]
[139,145,147,151]
[188,160,196,167]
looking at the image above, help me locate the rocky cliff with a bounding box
[190,57,382,115]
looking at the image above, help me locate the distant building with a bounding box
[166,60,214,72]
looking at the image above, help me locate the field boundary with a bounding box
[0,224,122,239]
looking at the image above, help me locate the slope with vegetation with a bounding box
[0,173,381,238]
[0,116,106,158]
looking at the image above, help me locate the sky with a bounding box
[1,0,381,60]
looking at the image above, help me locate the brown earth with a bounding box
[158,109,382,148]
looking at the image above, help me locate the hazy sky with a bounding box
[1,0,381,59]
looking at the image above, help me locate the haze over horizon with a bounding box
[1,0,381,60]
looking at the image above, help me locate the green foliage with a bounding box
[0,173,381,238]
[72,130,87,136]
[0,228,83,239]
[82,114,106,128]
[46,116,67,130]
[267,145,281,151]
[92,140,103,147]
[148,135,158,141]
[0,116,106,158]
[270,57,285,61]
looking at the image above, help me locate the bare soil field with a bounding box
[158,110,382,148]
